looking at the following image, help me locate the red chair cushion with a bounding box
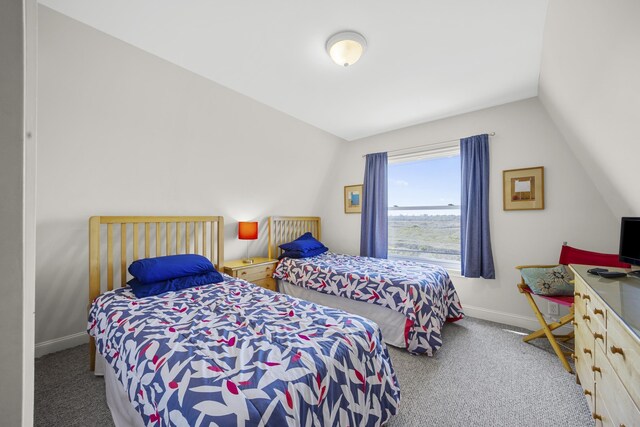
[559,245,631,268]
[521,285,574,307]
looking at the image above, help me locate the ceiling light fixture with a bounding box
[326,31,367,67]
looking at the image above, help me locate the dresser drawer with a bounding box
[594,343,640,427]
[235,263,276,282]
[606,313,640,410]
[575,290,587,319]
[582,291,607,350]
[594,387,614,427]
[575,320,596,411]
[587,292,607,330]
[574,276,588,316]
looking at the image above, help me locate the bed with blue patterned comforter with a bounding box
[88,276,400,426]
[274,252,464,355]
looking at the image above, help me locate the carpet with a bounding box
[35,317,593,426]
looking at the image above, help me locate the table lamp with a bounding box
[238,221,258,264]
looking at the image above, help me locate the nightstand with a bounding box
[223,258,278,292]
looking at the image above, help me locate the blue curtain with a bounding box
[360,152,388,258]
[460,134,495,278]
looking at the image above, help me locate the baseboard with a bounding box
[463,304,573,335]
[35,306,571,357]
[35,331,88,358]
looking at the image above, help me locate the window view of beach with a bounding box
[388,211,461,262]
[388,155,461,265]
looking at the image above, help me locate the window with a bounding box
[388,147,461,270]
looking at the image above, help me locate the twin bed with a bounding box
[269,216,464,355]
[88,215,463,426]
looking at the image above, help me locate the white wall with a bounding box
[0,0,26,424]
[36,7,343,354]
[318,98,619,329]
[539,0,640,218]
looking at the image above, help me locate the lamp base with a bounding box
[242,258,254,264]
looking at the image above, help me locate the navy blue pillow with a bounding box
[279,232,325,253]
[127,271,224,298]
[128,254,215,284]
[278,245,328,260]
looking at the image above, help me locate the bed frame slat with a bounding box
[166,223,170,256]
[217,221,224,270]
[120,224,126,286]
[156,223,161,256]
[145,223,150,258]
[107,224,114,291]
[210,222,215,266]
[202,222,206,258]
[194,222,199,254]
[186,222,191,254]
[176,223,180,254]
[133,224,139,260]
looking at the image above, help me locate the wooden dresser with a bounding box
[571,264,640,426]
[223,258,278,292]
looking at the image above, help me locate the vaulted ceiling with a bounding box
[38,0,549,141]
[538,0,640,217]
[37,0,640,217]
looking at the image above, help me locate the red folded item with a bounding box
[559,245,630,268]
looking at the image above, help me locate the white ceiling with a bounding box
[39,0,549,141]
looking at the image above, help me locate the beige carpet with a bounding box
[35,317,593,426]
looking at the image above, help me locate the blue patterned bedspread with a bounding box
[88,277,400,426]
[274,252,464,355]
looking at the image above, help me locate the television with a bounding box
[620,217,640,278]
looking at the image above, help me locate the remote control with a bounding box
[598,271,627,279]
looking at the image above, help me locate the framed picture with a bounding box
[503,166,544,211]
[344,184,363,214]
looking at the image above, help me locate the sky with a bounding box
[388,155,460,207]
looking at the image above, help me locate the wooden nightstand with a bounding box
[223,258,278,292]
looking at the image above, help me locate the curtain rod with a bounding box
[362,132,495,158]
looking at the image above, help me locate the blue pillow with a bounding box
[279,245,328,260]
[279,232,325,253]
[128,254,215,284]
[127,271,223,298]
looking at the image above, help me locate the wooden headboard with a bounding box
[268,216,321,259]
[88,215,224,369]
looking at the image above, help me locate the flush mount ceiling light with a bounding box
[326,31,367,67]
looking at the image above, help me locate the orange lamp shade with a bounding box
[238,221,258,240]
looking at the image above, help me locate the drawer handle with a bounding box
[591,365,601,373]
[571,321,578,327]
[593,308,604,317]
[583,348,592,356]
[593,332,604,341]
[583,295,591,301]
[574,292,582,298]
[584,389,592,396]
[571,353,577,361]
[610,346,625,357]
[582,315,591,322]
[593,413,602,421]
[241,271,247,275]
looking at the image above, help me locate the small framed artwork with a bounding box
[344,184,363,214]
[503,166,544,211]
